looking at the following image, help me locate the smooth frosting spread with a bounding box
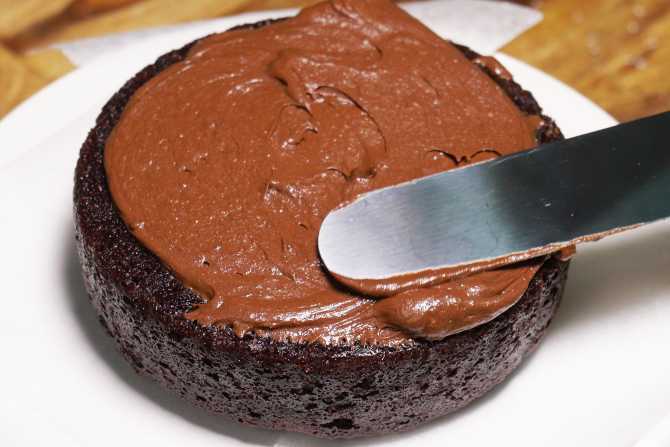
[105,0,548,346]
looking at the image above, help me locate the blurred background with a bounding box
[0,0,667,122]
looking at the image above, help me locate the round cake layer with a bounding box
[74,14,567,438]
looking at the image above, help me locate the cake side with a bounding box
[73,19,568,439]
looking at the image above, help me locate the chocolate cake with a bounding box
[74,0,568,439]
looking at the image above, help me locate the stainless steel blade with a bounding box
[318,112,670,280]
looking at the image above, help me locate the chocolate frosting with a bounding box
[105,0,547,346]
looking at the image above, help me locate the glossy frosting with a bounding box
[105,0,547,346]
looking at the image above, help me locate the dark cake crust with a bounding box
[74,19,568,439]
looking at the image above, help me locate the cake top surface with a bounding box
[105,0,544,346]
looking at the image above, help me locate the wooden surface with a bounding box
[0,0,668,121]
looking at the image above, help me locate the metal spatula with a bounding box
[318,112,670,280]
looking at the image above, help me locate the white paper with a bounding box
[636,411,670,447]
[53,0,541,67]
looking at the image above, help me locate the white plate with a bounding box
[1,16,669,447]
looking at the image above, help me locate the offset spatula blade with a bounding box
[318,112,670,280]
